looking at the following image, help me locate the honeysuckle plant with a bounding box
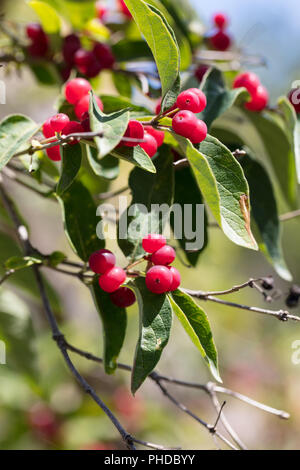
[0,0,300,451]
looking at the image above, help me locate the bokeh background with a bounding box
[0,0,300,450]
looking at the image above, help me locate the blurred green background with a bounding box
[0,0,300,450]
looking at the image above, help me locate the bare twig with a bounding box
[279,209,300,222]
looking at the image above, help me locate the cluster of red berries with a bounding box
[171,89,207,144]
[288,87,300,114]
[120,121,164,158]
[210,13,231,51]
[42,78,103,161]
[233,72,269,112]
[26,23,49,58]
[89,249,136,307]
[143,234,181,294]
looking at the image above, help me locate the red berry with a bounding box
[118,0,132,18]
[62,34,81,65]
[288,88,300,113]
[28,404,60,441]
[245,85,268,112]
[110,287,136,308]
[26,23,45,41]
[62,121,84,145]
[210,31,231,51]
[99,267,126,293]
[145,265,172,294]
[142,234,166,253]
[80,112,91,132]
[89,249,116,274]
[168,266,181,291]
[140,132,157,158]
[93,43,115,69]
[150,245,176,266]
[65,78,92,105]
[42,118,55,138]
[50,113,70,133]
[74,49,102,77]
[233,72,260,95]
[194,65,209,83]
[75,94,103,120]
[144,126,164,147]
[172,110,198,138]
[122,120,144,147]
[28,41,48,58]
[96,2,108,20]
[46,146,61,161]
[213,13,228,29]
[190,119,207,144]
[177,89,206,113]
[155,98,162,115]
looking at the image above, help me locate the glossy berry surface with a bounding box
[26,23,45,41]
[189,88,207,112]
[142,234,166,253]
[245,85,268,112]
[42,118,55,138]
[190,119,207,144]
[123,120,144,147]
[172,110,198,138]
[65,78,92,105]
[46,146,61,161]
[233,72,260,95]
[75,94,103,119]
[62,121,84,145]
[62,34,81,65]
[93,43,115,69]
[110,287,136,308]
[194,65,209,83]
[99,267,126,293]
[168,266,181,291]
[213,13,228,29]
[151,245,176,266]
[49,113,70,133]
[210,31,231,51]
[145,266,172,294]
[176,90,205,113]
[144,126,164,147]
[288,88,300,113]
[89,249,116,274]
[140,132,158,158]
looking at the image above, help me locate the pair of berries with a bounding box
[73,42,115,78]
[26,23,49,58]
[172,89,207,144]
[42,113,84,161]
[121,121,164,158]
[233,72,269,112]
[142,234,181,294]
[89,249,136,307]
[64,77,103,120]
[210,13,231,51]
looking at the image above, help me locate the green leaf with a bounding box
[4,256,42,271]
[0,115,39,172]
[56,143,82,196]
[111,144,156,173]
[240,150,292,281]
[170,289,221,382]
[0,289,37,377]
[85,146,120,180]
[100,95,150,116]
[89,92,130,158]
[47,251,67,267]
[112,39,153,62]
[91,280,127,374]
[28,1,61,34]
[29,63,59,85]
[112,71,132,99]
[277,96,300,185]
[130,277,172,393]
[172,133,258,250]
[240,107,297,209]
[124,0,180,109]
[200,68,249,129]
[118,145,174,260]
[57,180,103,261]
[171,166,208,266]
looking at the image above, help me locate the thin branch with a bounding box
[0,269,15,286]
[279,209,300,222]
